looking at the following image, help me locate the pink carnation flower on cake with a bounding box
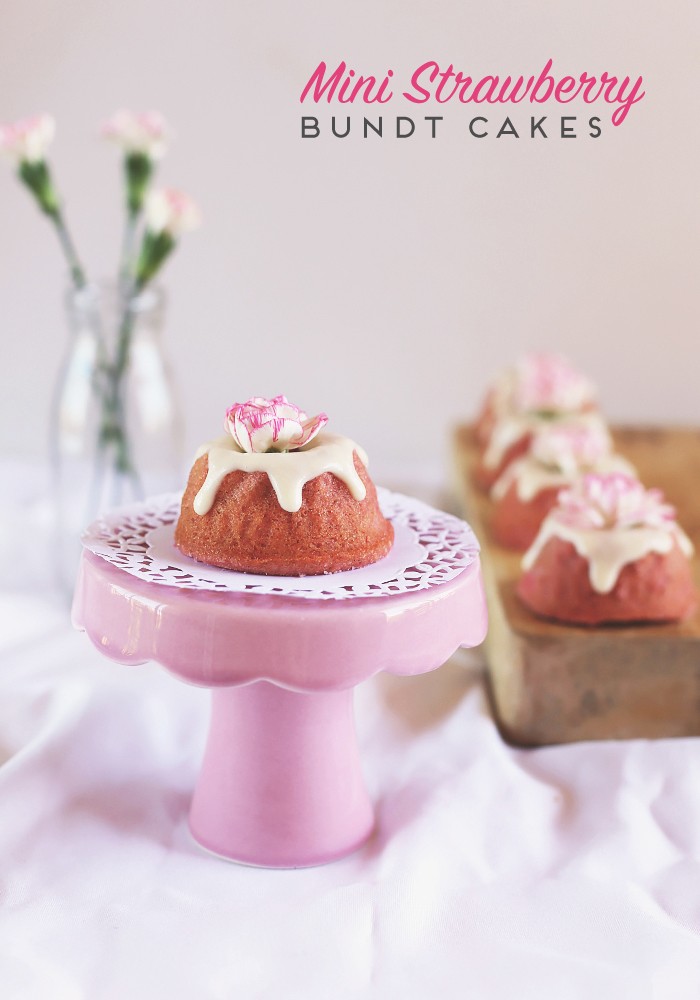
[474,352,597,449]
[517,472,696,625]
[511,353,596,415]
[225,395,328,454]
[552,473,676,531]
[529,424,611,475]
[473,353,602,492]
[490,425,635,551]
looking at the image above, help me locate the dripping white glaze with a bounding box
[522,517,694,594]
[192,432,368,515]
[483,411,607,471]
[491,453,636,504]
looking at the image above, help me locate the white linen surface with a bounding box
[2,469,700,999]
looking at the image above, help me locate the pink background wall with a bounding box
[1,0,697,487]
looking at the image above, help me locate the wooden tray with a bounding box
[453,425,700,746]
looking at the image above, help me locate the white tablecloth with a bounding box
[2,467,700,999]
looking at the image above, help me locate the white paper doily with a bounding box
[81,489,480,601]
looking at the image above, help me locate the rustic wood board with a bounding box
[453,424,700,746]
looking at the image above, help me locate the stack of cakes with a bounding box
[473,354,696,625]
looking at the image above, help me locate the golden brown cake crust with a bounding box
[174,453,394,576]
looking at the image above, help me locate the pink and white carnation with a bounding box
[101,110,169,160]
[0,114,55,163]
[512,353,596,415]
[225,395,328,453]
[144,188,201,238]
[552,473,677,531]
[531,423,611,475]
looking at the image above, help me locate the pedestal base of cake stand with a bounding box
[190,682,373,867]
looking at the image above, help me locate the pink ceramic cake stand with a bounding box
[73,516,487,868]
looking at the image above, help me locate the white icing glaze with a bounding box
[492,453,636,504]
[192,432,368,515]
[522,516,694,594]
[484,411,607,471]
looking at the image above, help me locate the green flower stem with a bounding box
[96,221,174,492]
[119,153,154,285]
[97,303,137,475]
[96,367,142,490]
[113,300,136,382]
[98,383,132,473]
[51,212,87,290]
[95,297,143,490]
[119,210,139,287]
[18,159,87,290]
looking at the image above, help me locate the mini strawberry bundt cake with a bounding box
[490,423,635,551]
[474,353,599,491]
[175,395,394,576]
[517,473,697,626]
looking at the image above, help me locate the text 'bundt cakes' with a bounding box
[517,473,697,626]
[174,395,394,576]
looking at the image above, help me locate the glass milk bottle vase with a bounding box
[51,280,183,585]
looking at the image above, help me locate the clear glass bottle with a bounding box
[51,280,183,588]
